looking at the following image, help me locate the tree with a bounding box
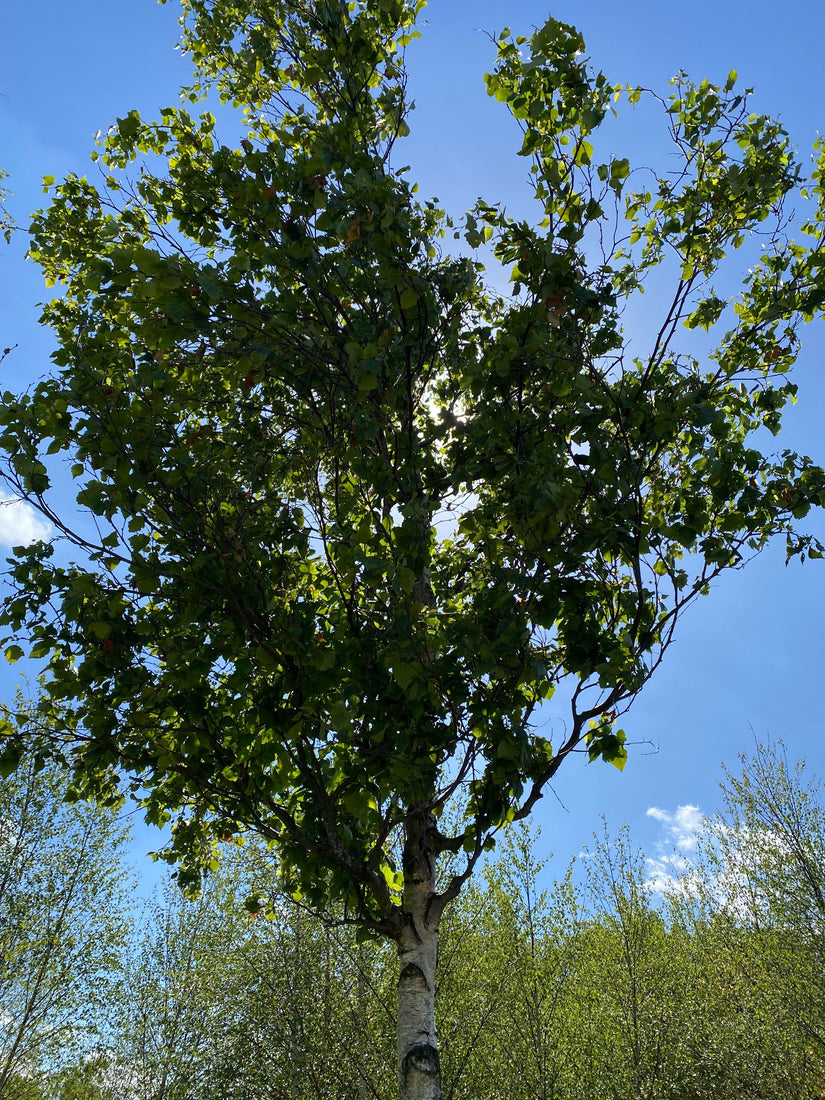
[0,714,131,1098]
[564,818,824,1100]
[48,1055,120,1100]
[116,884,240,1100]
[435,827,584,1100]
[109,843,401,1100]
[573,824,679,1100]
[687,743,825,1071]
[2,3,825,1096]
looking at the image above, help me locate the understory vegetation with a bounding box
[3,740,825,1100]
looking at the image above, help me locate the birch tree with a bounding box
[2,2,825,1096]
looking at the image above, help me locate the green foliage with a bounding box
[0,710,131,1096]
[97,806,825,1100]
[437,825,584,1099]
[114,847,397,1100]
[48,1056,117,1100]
[116,875,263,1100]
[1,2,824,950]
[685,742,825,1062]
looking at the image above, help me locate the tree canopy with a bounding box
[1,3,825,1096]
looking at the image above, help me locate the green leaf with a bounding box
[0,740,22,778]
[391,662,417,690]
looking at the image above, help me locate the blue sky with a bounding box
[2,0,825,887]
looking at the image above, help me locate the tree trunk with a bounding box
[396,808,444,1100]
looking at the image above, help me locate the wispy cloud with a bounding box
[0,495,52,547]
[645,804,706,895]
[647,804,704,851]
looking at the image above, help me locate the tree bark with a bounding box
[396,807,444,1100]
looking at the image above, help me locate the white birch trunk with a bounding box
[396,809,443,1100]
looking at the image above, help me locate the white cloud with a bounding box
[0,495,52,547]
[645,804,706,896]
[646,804,704,852]
[645,851,695,896]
